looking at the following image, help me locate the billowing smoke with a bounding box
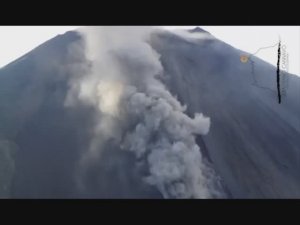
[65,26,223,198]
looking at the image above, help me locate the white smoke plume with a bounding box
[65,26,223,198]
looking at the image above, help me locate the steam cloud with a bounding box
[65,26,223,198]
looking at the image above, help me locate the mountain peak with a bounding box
[189,27,210,34]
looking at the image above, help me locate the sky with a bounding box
[0,26,299,75]
[167,26,300,76]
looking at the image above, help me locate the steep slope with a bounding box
[151,30,300,198]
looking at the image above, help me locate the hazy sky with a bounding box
[167,26,300,76]
[0,26,299,75]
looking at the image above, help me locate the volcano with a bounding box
[0,27,299,199]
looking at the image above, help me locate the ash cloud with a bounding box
[66,26,223,198]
